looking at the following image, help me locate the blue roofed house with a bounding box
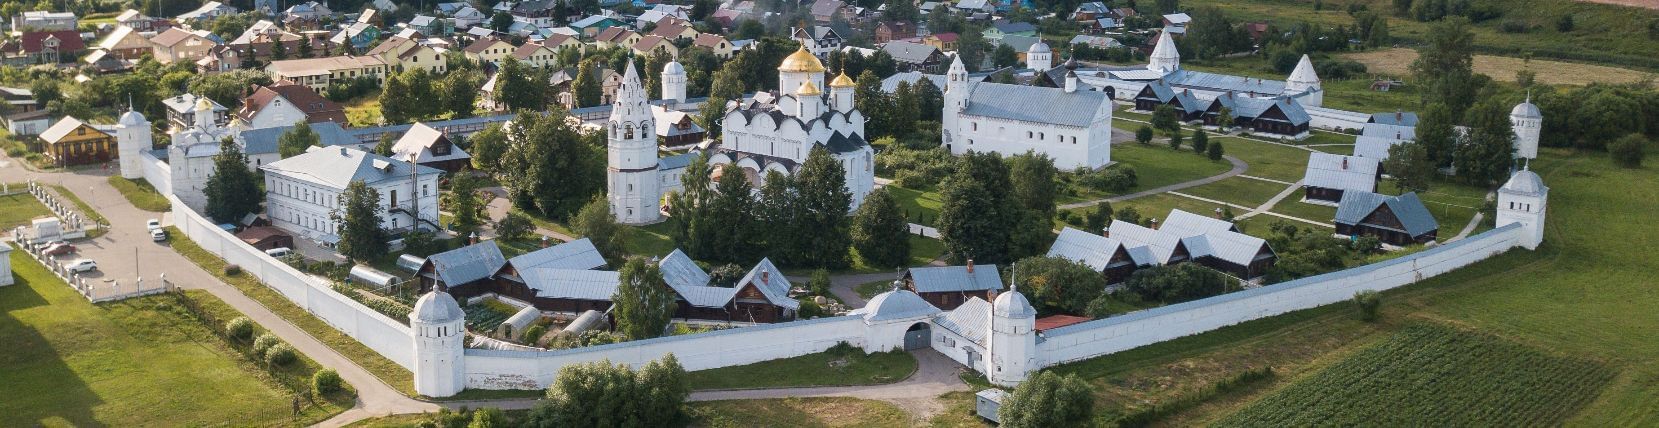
[329,22,382,49]
[1301,152,1379,205]
[417,240,508,292]
[1335,191,1439,246]
[570,15,627,37]
[900,264,1005,310]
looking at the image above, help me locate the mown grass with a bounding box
[1180,176,1294,208]
[1217,137,1316,182]
[1107,142,1234,194]
[887,185,943,226]
[688,397,914,428]
[0,191,52,229]
[1220,323,1614,426]
[0,247,343,426]
[106,176,170,212]
[165,226,418,395]
[685,346,918,390]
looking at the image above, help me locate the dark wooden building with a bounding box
[900,264,1004,311]
[1302,152,1380,204]
[1335,191,1440,246]
[1046,227,1142,284]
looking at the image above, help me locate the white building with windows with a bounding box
[942,55,1116,169]
[260,146,442,245]
[167,98,247,212]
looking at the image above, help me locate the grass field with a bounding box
[685,347,917,390]
[1344,48,1658,87]
[344,97,384,127]
[166,227,417,395]
[1179,176,1293,208]
[1380,178,1493,241]
[0,247,342,426]
[1108,142,1235,194]
[0,191,51,229]
[1267,199,1338,224]
[688,397,914,427]
[106,176,171,212]
[907,234,946,266]
[888,185,943,226]
[1042,148,1659,425]
[1218,137,1317,182]
[1220,323,1614,426]
[621,221,676,257]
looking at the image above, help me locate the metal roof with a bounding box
[1335,191,1440,236]
[1111,210,1270,268]
[519,268,621,300]
[961,82,1110,128]
[1046,227,1122,272]
[240,121,360,155]
[1370,111,1419,127]
[658,152,697,170]
[1501,170,1546,195]
[736,258,799,310]
[907,265,1004,293]
[507,238,607,271]
[932,296,990,345]
[260,146,442,189]
[412,290,465,322]
[862,289,941,322]
[425,240,507,286]
[656,249,740,308]
[1302,152,1378,193]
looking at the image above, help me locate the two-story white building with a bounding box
[260,146,442,245]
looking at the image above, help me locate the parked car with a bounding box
[264,247,293,258]
[150,228,167,242]
[146,219,162,232]
[65,259,98,273]
[42,243,76,256]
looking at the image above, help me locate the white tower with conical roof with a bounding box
[1497,169,1548,250]
[1286,54,1323,107]
[1510,94,1542,162]
[942,55,971,148]
[662,60,687,105]
[410,288,466,397]
[116,104,152,179]
[988,284,1037,387]
[1147,32,1180,74]
[607,60,662,225]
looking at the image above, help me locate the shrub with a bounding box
[521,325,547,344]
[252,332,282,355]
[1136,125,1154,144]
[494,213,533,241]
[1169,129,1184,150]
[313,368,344,395]
[1000,371,1094,427]
[1080,165,1138,193]
[4,147,23,157]
[1609,134,1646,168]
[1193,129,1209,153]
[265,343,298,366]
[1208,140,1225,160]
[1498,19,1529,34]
[807,269,832,296]
[797,299,824,318]
[225,317,255,340]
[1555,14,1574,32]
[1352,290,1382,322]
[223,264,242,275]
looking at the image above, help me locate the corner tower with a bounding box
[607,59,662,225]
[988,285,1036,387]
[1285,54,1323,107]
[410,288,466,397]
[1510,94,1542,163]
[116,106,152,179]
[1497,169,1548,250]
[1147,32,1180,74]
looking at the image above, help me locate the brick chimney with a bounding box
[966,259,975,273]
[761,270,770,284]
[1150,218,1160,230]
[1342,157,1348,170]
[540,235,550,248]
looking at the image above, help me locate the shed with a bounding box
[236,226,295,251]
[975,389,1006,423]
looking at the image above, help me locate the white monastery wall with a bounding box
[139,152,172,195]
[1036,223,1524,367]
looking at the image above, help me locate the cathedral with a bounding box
[607,47,876,225]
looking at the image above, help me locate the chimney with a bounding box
[469,232,479,245]
[966,259,975,273]
[1150,218,1160,230]
[761,270,770,283]
[339,146,347,155]
[1396,110,1403,121]
[540,235,550,248]
[1342,157,1349,170]
[1215,207,1224,218]
[1103,228,1110,237]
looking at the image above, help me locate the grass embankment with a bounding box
[165,226,418,395]
[689,397,914,427]
[0,247,345,426]
[1042,149,1659,424]
[0,190,52,229]
[106,176,171,212]
[685,345,918,390]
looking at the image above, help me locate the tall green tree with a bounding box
[572,59,604,108]
[999,371,1095,428]
[1383,141,1435,192]
[792,147,854,268]
[527,354,686,426]
[1007,151,1058,260]
[469,124,508,174]
[336,181,388,262]
[666,152,716,256]
[1411,17,1480,117]
[937,152,1014,264]
[496,57,546,111]
[754,170,799,260]
[573,197,627,264]
[448,172,486,236]
[1416,102,1457,167]
[203,138,262,223]
[704,163,760,263]
[890,80,919,138]
[855,70,891,138]
[1455,99,1516,186]
[612,258,677,340]
[851,187,909,268]
[442,69,481,119]
[277,120,320,158]
[1012,256,1106,316]
[697,98,726,139]
[501,110,605,221]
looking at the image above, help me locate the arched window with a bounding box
[624,123,635,139]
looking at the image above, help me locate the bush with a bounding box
[1080,165,1138,193]
[264,343,298,366]
[223,264,242,275]
[1000,371,1094,427]
[1555,14,1574,32]
[1353,290,1382,322]
[1498,19,1530,33]
[807,269,831,296]
[494,213,533,241]
[521,325,547,344]
[252,332,283,355]
[1136,125,1154,144]
[312,368,344,395]
[1609,134,1646,168]
[225,317,255,340]
[1192,129,1209,153]
[1315,60,1369,80]
[1169,129,1184,150]
[1208,140,1225,161]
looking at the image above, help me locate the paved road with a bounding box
[1059,154,1247,210]
[0,157,437,427]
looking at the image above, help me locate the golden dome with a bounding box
[778,46,826,73]
[194,97,215,112]
[829,72,856,88]
[797,80,823,96]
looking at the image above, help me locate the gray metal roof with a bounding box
[1046,227,1122,272]
[507,238,607,271]
[1501,170,1546,195]
[1302,152,1378,193]
[412,290,464,322]
[862,289,941,322]
[1369,111,1418,127]
[1335,191,1439,236]
[658,152,697,170]
[1165,69,1286,95]
[260,146,442,189]
[961,82,1110,128]
[657,249,740,308]
[996,35,1043,54]
[932,296,990,345]
[240,121,360,155]
[425,240,506,286]
[881,41,940,64]
[906,265,1004,293]
[519,268,621,300]
[1110,210,1269,268]
[736,258,798,310]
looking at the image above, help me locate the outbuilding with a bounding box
[900,264,1004,310]
[1335,191,1439,246]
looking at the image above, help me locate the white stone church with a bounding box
[608,47,877,224]
[942,54,1118,169]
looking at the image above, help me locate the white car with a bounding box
[264,247,293,258]
[146,219,162,232]
[150,228,167,242]
[65,259,98,273]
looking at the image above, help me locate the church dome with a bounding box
[119,109,147,126]
[829,72,856,88]
[194,97,215,112]
[993,289,1035,319]
[779,46,826,73]
[863,289,939,322]
[1501,170,1545,195]
[411,289,464,323]
[663,60,685,75]
[1510,99,1541,119]
[797,80,823,96]
[1028,40,1051,54]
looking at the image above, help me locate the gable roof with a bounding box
[931,296,991,345]
[962,81,1109,128]
[1302,152,1378,193]
[810,0,845,16]
[1047,227,1124,272]
[657,249,742,308]
[150,27,215,48]
[1335,191,1439,236]
[238,121,357,154]
[518,268,621,301]
[260,146,441,189]
[1370,111,1419,126]
[991,21,1036,34]
[507,238,607,272]
[906,265,1003,293]
[19,30,85,53]
[392,123,472,163]
[40,117,106,143]
[693,33,729,49]
[239,82,347,124]
[1110,209,1271,267]
[881,41,939,64]
[425,240,507,286]
[736,258,799,310]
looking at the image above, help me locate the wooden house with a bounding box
[900,264,1004,310]
[1335,191,1439,246]
[38,117,116,167]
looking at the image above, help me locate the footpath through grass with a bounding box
[165,226,418,395]
[685,344,918,390]
[106,176,171,212]
[0,247,341,426]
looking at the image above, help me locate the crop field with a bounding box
[1220,324,1615,426]
[1343,48,1657,87]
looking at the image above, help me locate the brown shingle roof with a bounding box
[19,30,85,54]
[238,82,347,124]
[594,27,635,43]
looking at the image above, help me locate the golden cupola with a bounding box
[778,46,827,73]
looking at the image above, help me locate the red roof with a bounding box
[1034,315,1092,331]
[238,81,347,124]
[19,30,85,54]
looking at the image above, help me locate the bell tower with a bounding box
[607,60,662,225]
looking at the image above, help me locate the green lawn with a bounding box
[1107,143,1235,194]
[1102,193,1247,226]
[856,279,895,299]
[1180,177,1293,208]
[166,227,417,396]
[1268,199,1338,224]
[1042,148,1659,425]
[1300,130,1357,147]
[1216,137,1316,182]
[685,346,917,390]
[344,97,384,127]
[0,191,51,229]
[908,234,945,266]
[622,221,677,257]
[1380,179,1492,242]
[887,185,942,226]
[688,397,913,428]
[0,247,344,426]
[106,176,171,212]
